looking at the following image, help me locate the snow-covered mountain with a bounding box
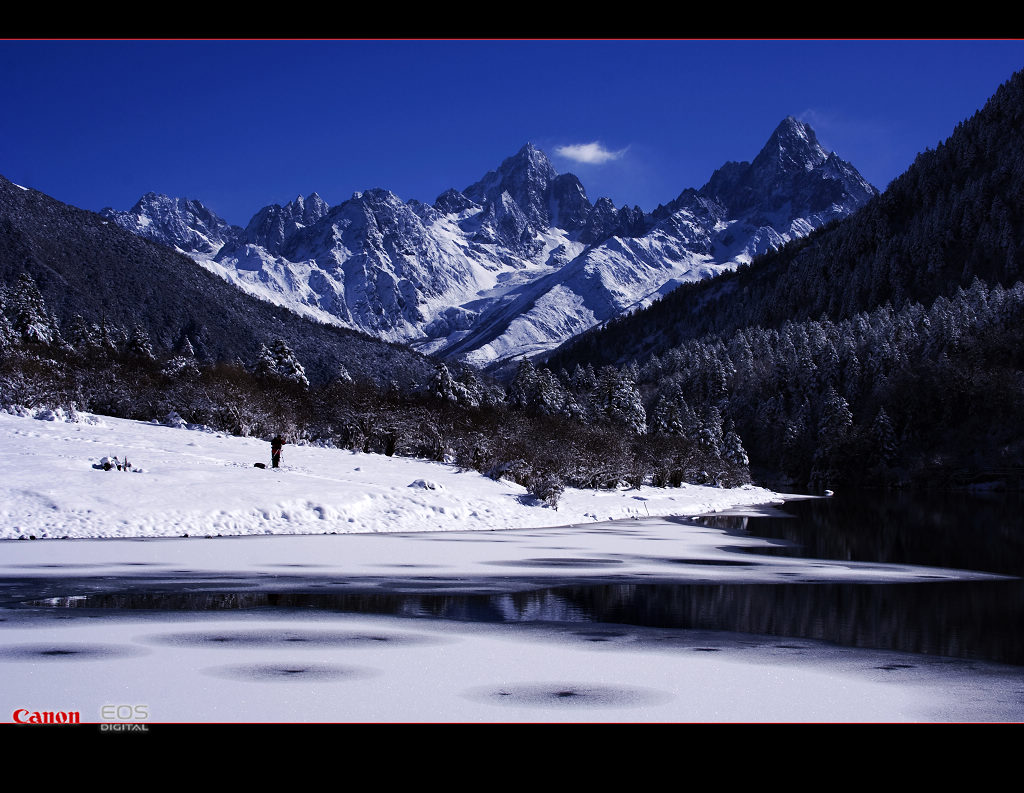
[103,118,878,370]
[100,192,242,255]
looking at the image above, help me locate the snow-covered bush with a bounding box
[163,410,187,428]
[409,479,443,490]
[524,470,564,509]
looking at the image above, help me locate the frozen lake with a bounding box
[2,501,1022,723]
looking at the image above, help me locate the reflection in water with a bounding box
[559,580,1024,665]
[698,490,1024,576]
[18,490,1024,666]
[31,577,1024,665]
[34,589,589,624]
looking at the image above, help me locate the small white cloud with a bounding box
[554,142,628,165]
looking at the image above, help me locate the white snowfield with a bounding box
[0,409,787,541]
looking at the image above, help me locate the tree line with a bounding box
[1,272,751,508]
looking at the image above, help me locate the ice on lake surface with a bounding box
[2,515,1022,723]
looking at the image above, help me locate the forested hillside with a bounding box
[0,175,434,388]
[546,69,1024,490]
[553,71,1024,368]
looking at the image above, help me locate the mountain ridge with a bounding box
[98,118,879,370]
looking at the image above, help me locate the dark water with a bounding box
[18,490,1024,666]
[709,488,1024,577]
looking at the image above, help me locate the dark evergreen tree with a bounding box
[810,387,853,490]
[869,406,898,470]
[429,363,480,407]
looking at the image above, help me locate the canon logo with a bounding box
[12,708,81,724]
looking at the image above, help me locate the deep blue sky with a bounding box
[2,39,1023,227]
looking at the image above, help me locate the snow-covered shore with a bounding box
[0,410,787,541]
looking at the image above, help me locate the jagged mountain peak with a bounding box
[129,191,202,214]
[348,186,401,204]
[131,190,166,207]
[227,192,332,257]
[514,141,553,168]
[462,143,591,233]
[292,193,330,227]
[464,143,557,202]
[754,116,829,173]
[774,115,819,142]
[699,117,876,217]
[433,187,479,215]
[327,188,415,224]
[269,192,330,218]
[101,192,238,255]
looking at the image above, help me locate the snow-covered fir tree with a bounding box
[10,273,58,346]
[254,344,278,381]
[696,405,725,456]
[126,324,156,361]
[569,362,598,392]
[650,386,697,439]
[269,338,309,388]
[595,366,646,434]
[429,363,479,407]
[722,420,749,468]
[508,360,540,410]
[95,317,123,355]
[252,339,309,388]
[66,314,101,355]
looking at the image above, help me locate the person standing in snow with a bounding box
[271,435,285,469]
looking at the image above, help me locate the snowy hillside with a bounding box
[103,119,877,369]
[0,409,783,540]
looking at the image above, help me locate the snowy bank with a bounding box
[0,410,786,540]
